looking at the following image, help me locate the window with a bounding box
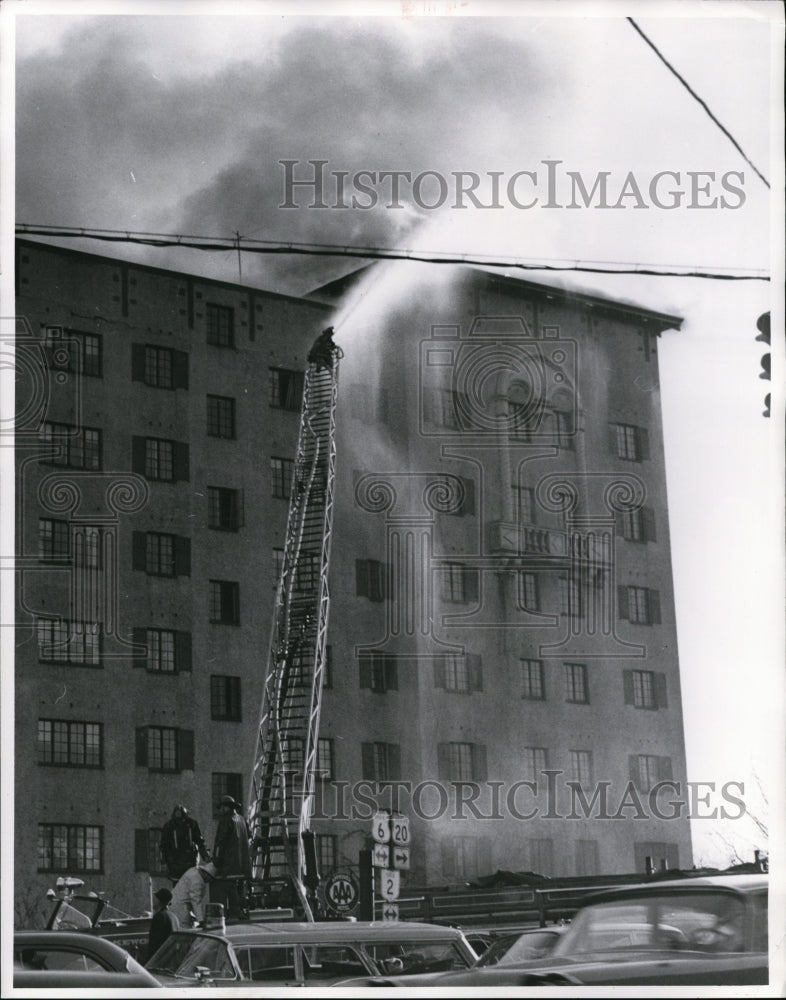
[359,653,398,693]
[136,726,194,772]
[74,527,103,569]
[618,585,661,625]
[211,773,244,817]
[612,423,649,462]
[211,675,242,721]
[518,571,539,610]
[618,507,656,543]
[132,531,190,577]
[132,628,191,673]
[44,327,102,377]
[207,394,236,438]
[209,580,240,624]
[575,839,600,875]
[132,436,190,482]
[568,749,593,786]
[437,742,487,782]
[271,457,294,499]
[355,559,390,602]
[361,742,402,781]
[317,834,337,874]
[39,518,70,561]
[134,828,167,874]
[316,737,334,779]
[522,746,548,783]
[295,551,321,591]
[272,549,285,587]
[144,345,172,387]
[521,659,545,700]
[624,669,668,710]
[514,485,535,525]
[36,619,100,666]
[283,737,304,773]
[424,387,460,429]
[206,304,235,347]
[39,422,102,470]
[630,753,672,791]
[433,474,475,516]
[434,654,482,693]
[559,577,582,621]
[564,663,589,704]
[269,367,304,411]
[38,824,102,873]
[441,836,492,880]
[207,486,242,531]
[37,720,103,768]
[440,563,479,604]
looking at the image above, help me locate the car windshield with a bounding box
[476,929,561,967]
[551,892,751,957]
[146,933,236,980]
[363,940,471,974]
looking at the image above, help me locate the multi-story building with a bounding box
[13,239,692,920]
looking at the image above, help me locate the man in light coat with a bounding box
[169,861,217,928]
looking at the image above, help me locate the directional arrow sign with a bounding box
[371,810,391,844]
[381,903,399,922]
[371,842,389,867]
[390,815,410,847]
[390,845,410,870]
[375,868,400,901]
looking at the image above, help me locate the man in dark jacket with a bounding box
[146,887,179,963]
[160,804,210,881]
[212,796,252,918]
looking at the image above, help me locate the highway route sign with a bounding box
[371,842,389,867]
[380,902,399,922]
[375,868,400,901]
[390,815,410,846]
[371,810,391,843]
[390,845,410,870]
[322,871,360,915]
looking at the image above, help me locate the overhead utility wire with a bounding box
[627,17,770,190]
[16,224,769,281]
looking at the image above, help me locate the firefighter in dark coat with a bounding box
[212,796,252,918]
[160,804,210,881]
[146,887,179,963]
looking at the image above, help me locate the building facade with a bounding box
[13,239,692,920]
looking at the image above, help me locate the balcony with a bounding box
[486,521,568,558]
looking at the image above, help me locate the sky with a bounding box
[2,0,784,877]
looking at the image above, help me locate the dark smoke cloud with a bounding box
[16,16,554,294]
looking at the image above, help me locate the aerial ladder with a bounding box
[248,327,343,921]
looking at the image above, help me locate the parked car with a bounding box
[145,918,477,986]
[337,874,768,987]
[471,925,565,966]
[13,930,161,988]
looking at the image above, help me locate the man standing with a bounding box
[146,887,179,962]
[160,804,210,881]
[213,796,252,919]
[169,861,217,928]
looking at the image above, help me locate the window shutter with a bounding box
[617,585,629,620]
[387,744,402,781]
[361,742,375,781]
[173,442,190,482]
[441,839,456,879]
[614,510,624,535]
[642,507,657,542]
[472,744,488,782]
[423,387,436,425]
[356,559,370,599]
[176,631,192,672]
[131,343,146,382]
[174,536,191,577]
[628,754,640,786]
[637,427,650,460]
[608,423,619,455]
[178,729,195,771]
[658,756,673,781]
[385,657,398,691]
[437,743,451,781]
[469,654,483,692]
[476,836,492,877]
[132,627,147,668]
[460,477,476,516]
[655,673,668,709]
[647,589,661,624]
[464,568,479,603]
[131,436,146,475]
[433,657,446,688]
[359,657,372,689]
[173,350,189,390]
[236,489,245,529]
[135,727,148,767]
[134,829,149,871]
[132,531,147,571]
[622,669,634,705]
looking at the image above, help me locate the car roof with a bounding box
[14,929,134,960]
[173,920,469,945]
[581,873,768,904]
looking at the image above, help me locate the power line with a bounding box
[15,223,770,281]
[627,17,770,190]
